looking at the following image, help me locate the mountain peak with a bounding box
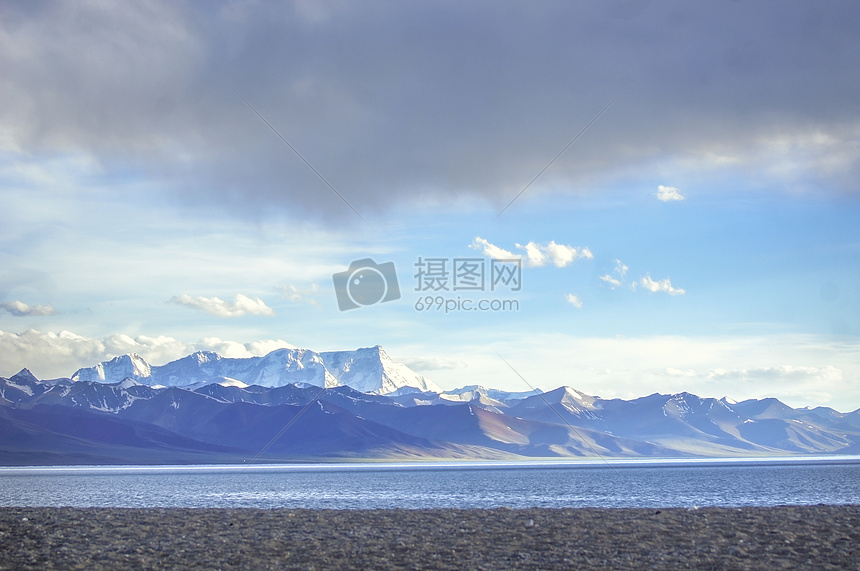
[190,351,221,363]
[10,368,39,384]
[114,377,142,389]
[72,352,152,383]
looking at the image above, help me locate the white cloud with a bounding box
[599,275,623,288]
[401,357,467,371]
[708,365,843,383]
[599,259,628,289]
[0,330,199,379]
[705,365,846,405]
[170,293,275,317]
[0,300,58,316]
[666,367,698,377]
[565,294,584,308]
[276,283,321,306]
[471,237,592,268]
[102,334,191,364]
[599,263,685,297]
[196,337,296,358]
[639,275,686,296]
[656,185,685,202]
[244,339,298,355]
[516,241,594,267]
[0,329,106,378]
[470,237,517,260]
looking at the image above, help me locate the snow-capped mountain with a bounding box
[71,345,440,395]
[4,368,860,465]
[71,354,151,383]
[3,368,860,465]
[320,346,439,394]
[5,343,860,465]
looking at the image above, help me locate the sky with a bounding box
[1,1,859,409]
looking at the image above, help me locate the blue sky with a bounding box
[1,1,858,409]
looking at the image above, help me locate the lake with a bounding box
[1,457,859,509]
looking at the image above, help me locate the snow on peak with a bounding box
[317,345,440,395]
[216,377,248,388]
[72,353,152,383]
[440,386,489,402]
[10,368,39,384]
[191,351,221,364]
[70,345,438,395]
[663,392,704,417]
[560,386,597,409]
[116,378,141,389]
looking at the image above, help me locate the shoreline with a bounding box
[4,453,860,469]
[2,505,859,569]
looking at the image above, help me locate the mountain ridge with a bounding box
[2,365,859,465]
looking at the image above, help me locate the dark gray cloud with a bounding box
[2,1,858,222]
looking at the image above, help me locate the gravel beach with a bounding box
[1,505,858,570]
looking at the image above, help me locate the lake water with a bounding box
[1,457,859,509]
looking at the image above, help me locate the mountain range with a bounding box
[70,345,440,394]
[2,345,859,465]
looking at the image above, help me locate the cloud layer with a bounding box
[2,2,859,221]
[409,332,860,410]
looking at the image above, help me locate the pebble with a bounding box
[0,505,857,570]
